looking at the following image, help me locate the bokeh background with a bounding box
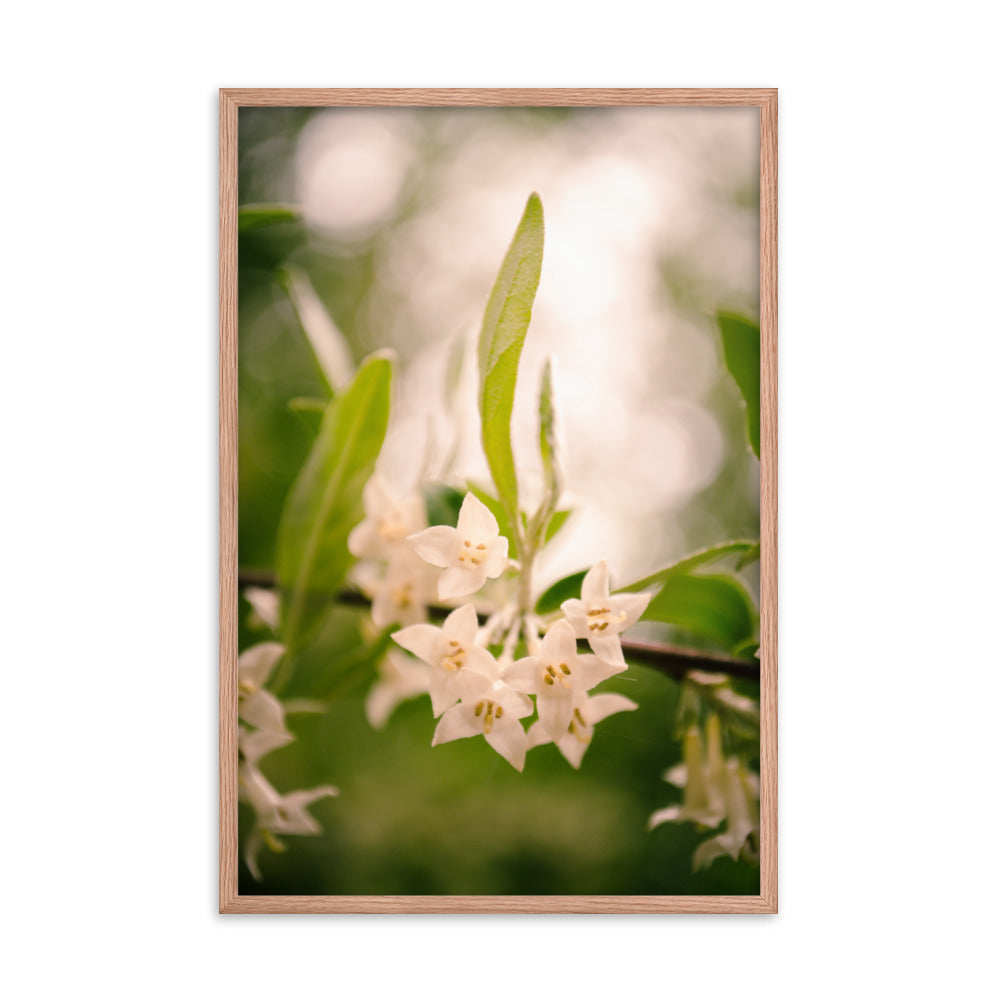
[238,106,761,894]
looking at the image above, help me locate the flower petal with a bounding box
[244,587,280,630]
[485,535,509,577]
[463,644,501,681]
[648,805,682,830]
[443,603,479,644]
[432,705,481,745]
[609,590,652,629]
[503,656,542,695]
[541,618,577,662]
[428,671,460,717]
[239,689,287,734]
[409,525,457,568]
[560,598,588,635]
[526,719,552,749]
[238,642,285,687]
[554,731,589,769]
[587,632,627,667]
[574,654,626,690]
[484,715,528,771]
[438,565,486,600]
[583,692,638,724]
[581,560,610,606]
[392,624,441,665]
[238,726,294,764]
[537,688,574,740]
[456,491,499,541]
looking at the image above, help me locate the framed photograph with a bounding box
[220,88,777,913]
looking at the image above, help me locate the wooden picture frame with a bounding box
[220,88,777,914]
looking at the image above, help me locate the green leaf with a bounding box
[422,483,465,528]
[717,310,761,458]
[238,203,302,233]
[278,265,355,392]
[735,543,761,571]
[276,354,393,651]
[537,356,563,510]
[644,573,756,654]
[544,509,572,543]
[466,482,518,559]
[622,541,759,593]
[478,193,545,536]
[535,569,587,616]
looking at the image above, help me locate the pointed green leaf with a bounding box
[276,354,393,650]
[535,569,588,616]
[544,509,572,543]
[238,203,302,233]
[717,310,761,458]
[478,193,545,535]
[278,265,355,392]
[622,541,759,593]
[644,573,756,654]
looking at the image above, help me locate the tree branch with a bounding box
[237,570,760,684]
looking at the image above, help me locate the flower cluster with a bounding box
[372,491,649,771]
[236,640,337,879]
[648,713,760,869]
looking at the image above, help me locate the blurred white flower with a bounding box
[354,549,438,628]
[561,561,650,666]
[691,760,760,870]
[392,603,499,716]
[348,476,427,560]
[504,618,624,739]
[238,642,288,735]
[526,691,637,769]
[648,715,727,831]
[432,671,533,771]
[409,492,508,600]
[239,760,338,880]
[365,649,431,729]
[244,586,280,632]
[238,724,294,766]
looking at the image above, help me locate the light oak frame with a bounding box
[220,88,778,914]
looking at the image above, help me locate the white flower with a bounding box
[691,760,760,870]
[648,715,728,831]
[239,761,338,880]
[526,691,637,769]
[408,492,509,600]
[244,586,280,632]
[432,671,533,771]
[392,604,499,716]
[238,642,288,734]
[347,476,427,560]
[561,561,651,667]
[354,549,438,628]
[365,649,431,729]
[504,619,625,739]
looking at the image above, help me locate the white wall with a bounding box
[3,3,997,996]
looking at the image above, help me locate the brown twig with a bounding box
[237,571,760,684]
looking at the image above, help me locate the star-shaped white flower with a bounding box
[392,603,499,716]
[365,649,431,729]
[691,760,760,870]
[408,492,509,600]
[347,476,427,560]
[244,585,280,632]
[561,561,651,667]
[648,715,727,831]
[238,761,338,879]
[354,549,438,628]
[526,691,638,769]
[504,619,625,739]
[432,671,533,771]
[238,642,288,734]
